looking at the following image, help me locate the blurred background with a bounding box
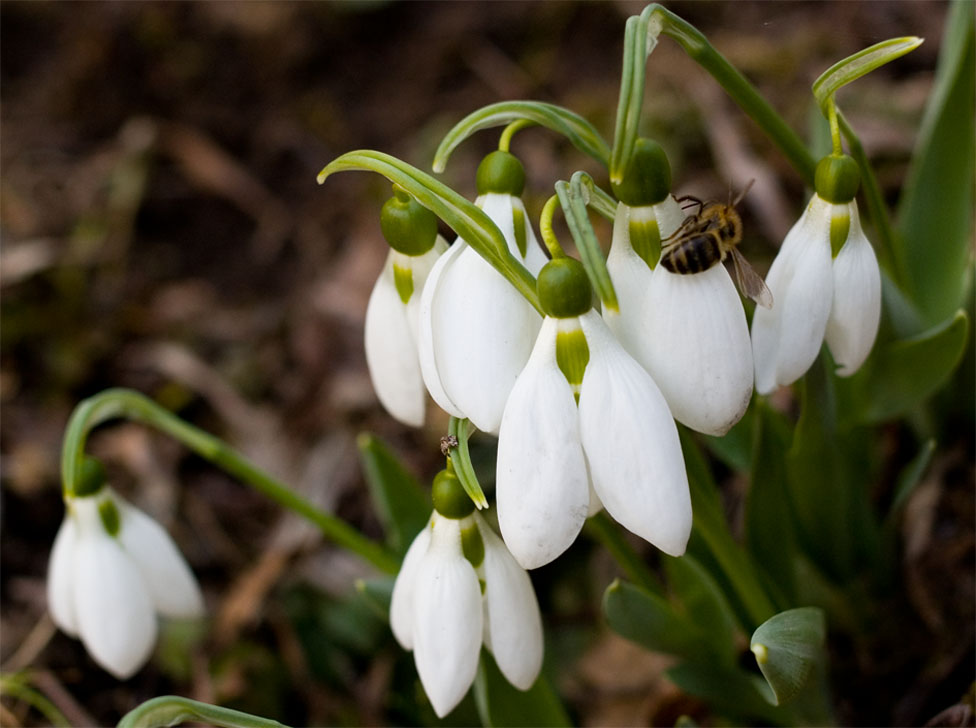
[1,2,969,726]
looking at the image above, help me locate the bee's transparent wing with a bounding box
[728,247,773,308]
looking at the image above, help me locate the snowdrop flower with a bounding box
[390,467,543,717]
[496,257,692,570]
[752,154,880,393]
[604,139,754,436]
[47,460,203,679]
[419,151,547,435]
[365,189,447,426]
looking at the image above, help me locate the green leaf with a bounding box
[665,662,786,725]
[448,418,488,510]
[433,101,610,173]
[664,555,740,666]
[750,607,826,707]
[745,403,797,605]
[812,37,924,112]
[837,310,969,424]
[318,150,541,313]
[889,439,936,518]
[354,577,395,619]
[702,405,754,473]
[357,433,430,556]
[555,174,618,311]
[603,579,710,662]
[473,650,572,728]
[117,696,288,728]
[897,2,975,325]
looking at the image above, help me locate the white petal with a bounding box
[116,497,204,619]
[578,312,692,556]
[412,517,483,718]
[73,524,157,679]
[365,251,427,426]
[825,204,881,377]
[426,241,542,434]
[477,514,543,690]
[403,237,449,346]
[605,203,653,341]
[640,264,753,436]
[389,517,433,650]
[47,513,80,636]
[496,318,590,569]
[418,240,467,419]
[751,196,834,394]
[479,193,548,274]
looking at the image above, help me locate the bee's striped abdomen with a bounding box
[660,232,723,274]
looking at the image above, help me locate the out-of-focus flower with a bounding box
[390,468,543,717]
[496,257,692,570]
[47,481,203,679]
[419,152,546,435]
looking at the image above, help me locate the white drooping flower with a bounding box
[418,154,547,435]
[605,197,755,436]
[751,193,880,394]
[365,240,447,426]
[47,487,204,679]
[496,257,692,569]
[390,503,543,718]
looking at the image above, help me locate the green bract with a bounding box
[432,467,475,519]
[815,154,860,204]
[538,258,592,319]
[476,151,526,197]
[611,138,672,206]
[380,188,439,256]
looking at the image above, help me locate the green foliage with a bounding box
[473,651,571,728]
[750,607,826,707]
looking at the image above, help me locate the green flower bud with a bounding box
[432,467,475,519]
[815,154,860,204]
[476,151,526,196]
[537,258,592,318]
[380,186,438,256]
[611,138,672,206]
[74,456,107,497]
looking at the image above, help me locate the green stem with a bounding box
[498,120,535,153]
[61,388,399,575]
[117,696,288,728]
[585,512,663,595]
[540,195,567,259]
[826,98,843,156]
[0,674,71,728]
[838,111,906,289]
[613,4,817,186]
[447,417,489,509]
[556,174,619,312]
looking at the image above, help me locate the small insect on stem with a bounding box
[661,180,773,308]
[440,435,459,457]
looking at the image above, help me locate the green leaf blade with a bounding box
[473,650,572,728]
[812,36,924,111]
[750,607,826,706]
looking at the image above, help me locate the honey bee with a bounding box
[659,181,773,308]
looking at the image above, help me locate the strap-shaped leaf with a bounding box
[664,554,740,666]
[813,37,923,112]
[433,101,610,173]
[117,696,288,728]
[357,433,430,555]
[319,150,542,314]
[473,649,571,728]
[555,174,618,311]
[448,417,489,509]
[750,607,826,706]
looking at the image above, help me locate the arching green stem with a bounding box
[319,150,542,315]
[433,100,610,173]
[62,388,399,575]
[612,4,816,186]
[498,119,536,153]
[540,194,567,259]
[117,696,288,728]
[555,172,619,312]
[447,417,489,510]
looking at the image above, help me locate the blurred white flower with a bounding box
[365,240,447,426]
[418,192,546,434]
[47,488,204,679]
[496,309,692,570]
[605,198,754,436]
[752,195,880,393]
[390,511,543,717]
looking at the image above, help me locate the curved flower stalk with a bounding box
[419,152,547,435]
[604,139,755,436]
[497,258,692,570]
[47,468,203,679]
[390,469,543,717]
[752,155,881,393]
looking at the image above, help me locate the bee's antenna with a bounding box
[732,178,755,207]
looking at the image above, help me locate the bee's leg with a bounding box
[674,195,705,215]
